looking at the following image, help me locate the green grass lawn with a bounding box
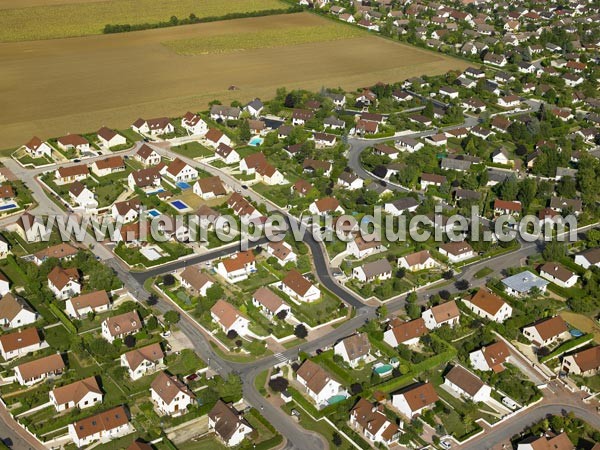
[171,142,214,159]
[166,349,206,376]
[474,267,493,279]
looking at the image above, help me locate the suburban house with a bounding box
[97,127,126,149]
[296,359,346,408]
[347,235,383,259]
[181,112,208,136]
[47,266,81,300]
[398,250,437,272]
[150,371,195,417]
[135,144,161,166]
[179,265,214,297]
[373,144,399,159]
[120,343,164,380]
[266,241,297,266]
[162,158,198,183]
[337,172,364,190]
[461,288,513,323]
[193,176,227,200]
[208,400,254,447]
[516,432,574,450]
[23,137,52,158]
[469,341,511,372]
[349,398,401,447]
[443,365,491,403]
[132,117,174,136]
[303,159,332,177]
[422,301,460,330]
[69,182,98,211]
[396,137,424,153]
[0,236,9,259]
[91,156,126,177]
[522,316,570,348]
[216,250,256,283]
[333,333,371,368]
[309,197,345,216]
[0,293,37,329]
[574,248,600,269]
[128,167,162,191]
[280,270,321,303]
[252,287,290,319]
[55,164,88,184]
[384,198,419,216]
[50,376,103,412]
[391,383,438,419]
[420,173,446,190]
[210,105,241,121]
[502,270,549,297]
[205,129,233,149]
[227,193,262,224]
[244,98,264,117]
[561,346,600,377]
[539,262,578,288]
[14,353,65,386]
[57,134,90,153]
[494,199,522,216]
[384,318,427,347]
[214,143,240,164]
[438,241,475,263]
[0,273,9,296]
[14,213,47,243]
[352,258,393,283]
[112,198,141,223]
[0,327,43,360]
[291,109,314,126]
[101,310,142,343]
[68,405,131,447]
[65,290,110,319]
[211,299,250,337]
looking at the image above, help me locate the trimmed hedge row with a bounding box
[539,333,594,363]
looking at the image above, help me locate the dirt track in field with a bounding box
[0,13,468,149]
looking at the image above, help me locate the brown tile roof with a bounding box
[253,287,285,314]
[568,346,600,372]
[16,353,65,380]
[338,333,370,360]
[220,250,255,273]
[51,376,101,406]
[208,400,252,443]
[520,432,574,450]
[0,184,14,200]
[166,157,190,177]
[292,180,312,195]
[353,234,381,251]
[0,327,40,352]
[351,398,398,440]
[388,318,427,344]
[267,241,292,261]
[136,144,158,160]
[150,371,195,404]
[57,134,88,147]
[440,241,473,257]
[48,266,79,290]
[445,365,485,397]
[104,311,142,337]
[296,359,337,394]
[130,167,161,188]
[0,293,34,322]
[25,136,44,151]
[494,199,522,212]
[205,128,224,143]
[97,127,119,141]
[114,198,141,216]
[180,266,212,292]
[196,176,226,196]
[71,405,129,439]
[127,440,153,450]
[402,250,433,267]
[215,143,235,159]
[399,382,438,412]
[314,197,340,213]
[529,316,568,341]
[211,300,246,329]
[282,270,313,297]
[95,156,125,170]
[540,262,575,283]
[467,288,507,316]
[123,343,164,371]
[34,243,78,261]
[69,291,110,312]
[57,164,88,178]
[430,301,460,323]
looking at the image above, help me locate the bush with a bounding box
[268,377,289,393]
[163,274,175,286]
[294,324,308,339]
[164,310,180,324]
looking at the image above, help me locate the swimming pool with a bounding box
[148,188,165,195]
[327,395,347,405]
[570,329,584,337]
[248,136,264,147]
[147,209,160,218]
[176,181,191,190]
[373,363,393,377]
[0,203,17,211]
[170,200,191,211]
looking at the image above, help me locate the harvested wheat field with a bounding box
[0,12,468,149]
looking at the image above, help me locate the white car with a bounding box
[440,441,451,449]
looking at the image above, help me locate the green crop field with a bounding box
[164,22,364,55]
[0,0,288,42]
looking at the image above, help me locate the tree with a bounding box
[124,335,136,348]
[268,377,289,393]
[332,433,343,447]
[206,284,224,302]
[423,101,434,119]
[227,330,238,340]
[405,292,421,319]
[163,274,175,286]
[543,240,566,261]
[294,324,308,339]
[163,310,180,325]
[455,279,469,290]
[216,374,243,403]
[239,119,251,142]
[276,310,288,320]
[146,293,158,306]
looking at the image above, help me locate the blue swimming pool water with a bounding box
[570,329,584,337]
[176,181,191,190]
[249,136,264,147]
[373,364,393,376]
[148,188,165,195]
[327,395,347,405]
[147,209,160,218]
[170,200,189,210]
[0,203,17,211]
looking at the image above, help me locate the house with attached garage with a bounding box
[68,405,132,448]
[384,318,427,347]
[372,144,398,159]
[209,105,241,122]
[121,343,164,380]
[57,134,90,153]
[210,143,237,166]
[346,234,384,259]
[438,241,474,263]
[0,327,44,360]
[162,158,198,183]
[252,287,290,319]
[15,353,65,386]
[309,197,345,216]
[384,198,419,216]
[112,198,141,223]
[539,262,578,288]
[55,164,88,185]
[462,288,512,323]
[216,250,255,283]
[303,159,332,177]
[227,193,263,224]
[181,112,208,136]
[69,182,98,211]
[422,301,460,330]
[97,127,126,149]
[420,173,446,190]
[337,171,364,190]
[266,241,297,266]
[193,176,227,200]
[205,129,233,149]
[0,293,37,329]
[398,250,437,272]
[502,270,549,297]
[352,258,393,283]
[469,341,510,372]
[135,144,161,166]
[349,398,401,446]
[208,400,254,447]
[296,359,346,408]
[23,136,53,158]
[210,299,250,337]
[150,371,195,417]
[396,137,424,153]
[239,153,284,186]
[91,156,126,177]
[444,365,491,403]
[313,132,337,148]
[50,376,103,412]
[48,266,81,300]
[179,265,214,297]
[128,166,162,191]
[392,382,439,419]
[561,346,600,377]
[334,333,371,368]
[523,316,570,348]
[281,269,321,303]
[65,290,110,319]
[101,310,142,344]
[131,117,174,136]
[323,116,345,130]
[574,248,600,270]
[14,212,48,243]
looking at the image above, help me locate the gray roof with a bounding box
[441,158,472,171]
[390,197,419,211]
[358,258,393,278]
[502,270,549,294]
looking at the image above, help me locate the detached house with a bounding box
[112,198,141,223]
[502,270,549,297]
[309,197,345,216]
[91,156,126,177]
[0,293,37,329]
[462,288,513,323]
[135,144,161,166]
[0,327,43,360]
[216,251,256,283]
[252,287,290,319]
[128,167,161,191]
[516,433,574,450]
[215,143,240,164]
[352,258,393,283]
[181,112,208,136]
[208,400,253,447]
[68,406,131,448]
[69,182,98,211]
[55,164,88,185]
[150,371,195,417]
[205,129,233,149]
[444,365,491,403]
[291,109,314,126]
[333,333,371,368]
[193,176,227,200]
[97,127,126,149]
[523,317,570,348]
[337,172,364,190]
[101,310,142,343]
[15,353,65,386]
[296,359,345,408]
[210,105,241,122]
[15,212,48,243]
[281,270,321,303]
[210,299,250,336]
[392,383,438,419]
[121,343,164,380]
[179,265,214,297]
[57,134,90,153]
[384,198,419,216]
[539,262,578,288]
[384,318,427,347]
[65,290,110,319]
[50,376,103,412]
[350,398,401,447]
[346,235,383,259]
[162,158,198,183]
[574,248,600,270]
[23,137,52,158]
[469,341,510,372]
[422,301,460,330]
[439,241,475,263]
[562,346,600,377]
[132,117,174,136]
[48,266,81,300]
[266,241,297,266]
[398,250,437,272]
